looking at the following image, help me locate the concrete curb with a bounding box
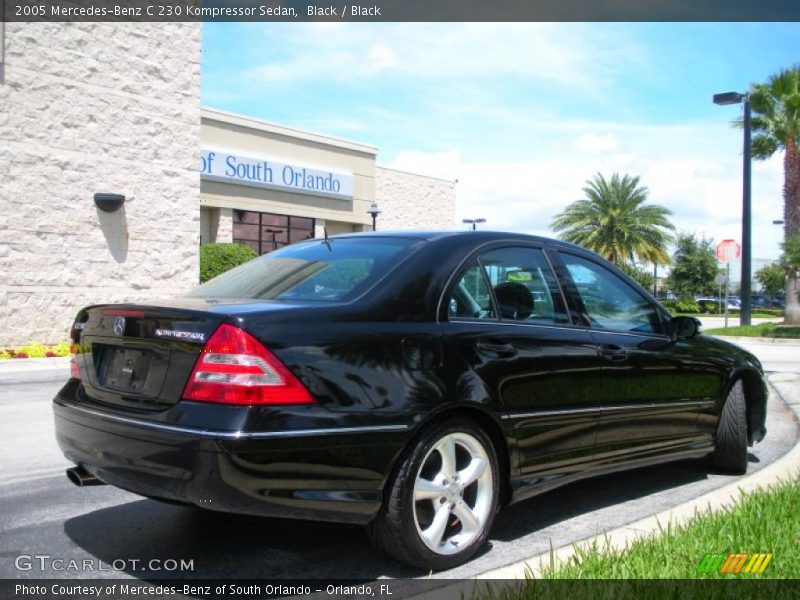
[472,373,800,581]
[712,335,800,345]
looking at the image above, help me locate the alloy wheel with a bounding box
[412,432,494,555]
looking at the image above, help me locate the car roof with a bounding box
[320,229,590,253]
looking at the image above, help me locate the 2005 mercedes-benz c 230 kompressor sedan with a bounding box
[54,231,767,570]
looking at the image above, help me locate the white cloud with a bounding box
[365,43,399,74]
[383,122,785,261]
[245,23,644,95]
[387,150,461,181]
[575,134,619,153]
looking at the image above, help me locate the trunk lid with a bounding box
[74,303,227,411]
[72,298,342,412]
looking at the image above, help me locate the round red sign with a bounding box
[716,239,741,263]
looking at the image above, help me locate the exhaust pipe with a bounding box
[66,466,105,487]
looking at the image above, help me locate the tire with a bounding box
[710,380,748,474]
[367,419,500,571]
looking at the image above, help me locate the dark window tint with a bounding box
[233,210,314,255]
[188,238,423,302]
[479,247,569,324]
[561,254,663,334]
[448,263,495,320]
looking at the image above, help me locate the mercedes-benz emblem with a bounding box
[113,316,126,336]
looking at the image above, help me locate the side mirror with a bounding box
[670,316,703,340]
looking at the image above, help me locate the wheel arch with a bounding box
[383,406,513,509]
[729,368,768,446]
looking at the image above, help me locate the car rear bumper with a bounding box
[53,382,410,525]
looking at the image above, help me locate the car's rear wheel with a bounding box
[710,380,748,474]
[367,419,499,570]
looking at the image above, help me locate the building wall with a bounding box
[0,23,201,345]
[375,167,456,231]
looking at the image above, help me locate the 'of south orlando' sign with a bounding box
[200,150,354,200]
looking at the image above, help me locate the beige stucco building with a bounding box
[0,22,202,346]
[0,25,456,347]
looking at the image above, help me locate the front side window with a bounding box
[560,253,663,334]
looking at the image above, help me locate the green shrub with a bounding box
[674,297,699,314]
[660,300,677,312]
[199,243,258,283]
[696,299,721,314]
[773,326,800,339]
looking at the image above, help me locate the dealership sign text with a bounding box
[200,150,353,200]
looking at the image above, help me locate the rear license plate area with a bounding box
[96,346,153,393]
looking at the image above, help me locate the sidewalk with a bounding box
[0,356,70,384]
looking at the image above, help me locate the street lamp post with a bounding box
[462,218,486,231]
[713,91,752,326]
[367,202,381,231]
[653,263,658,297]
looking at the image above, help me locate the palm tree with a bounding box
[551,173,675,268]
[748,65,800,323]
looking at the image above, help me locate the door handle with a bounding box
[476,341,517,358]
[599,344,628,362]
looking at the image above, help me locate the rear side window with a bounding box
[447,246,569,324]
[448,263,496,320]
[188,238,423,302]
[479,247,569,324]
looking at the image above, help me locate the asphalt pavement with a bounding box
[0,339,797,583]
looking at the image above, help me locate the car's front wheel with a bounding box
[710,380,748,474]
[367,419,499,570]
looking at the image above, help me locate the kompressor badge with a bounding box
[154,329,205,342]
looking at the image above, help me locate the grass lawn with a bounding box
[520,477,800,580]
[704,323,800,338]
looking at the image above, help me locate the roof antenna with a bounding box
[323,226,331,250]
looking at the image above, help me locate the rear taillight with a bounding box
[182,324,315,405]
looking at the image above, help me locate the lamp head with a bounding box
[713,92,744,106]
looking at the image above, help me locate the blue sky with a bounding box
[202,23,798,262]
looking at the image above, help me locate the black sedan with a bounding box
[54,231,767,570]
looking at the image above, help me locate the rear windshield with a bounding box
[187,237,423,302]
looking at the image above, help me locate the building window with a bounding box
[233,210,315,255]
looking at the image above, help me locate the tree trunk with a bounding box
[784,139,800,324]
[786,273,800,324]
[786,138,800,234]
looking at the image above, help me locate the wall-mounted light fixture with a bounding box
[93,193,126,213]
